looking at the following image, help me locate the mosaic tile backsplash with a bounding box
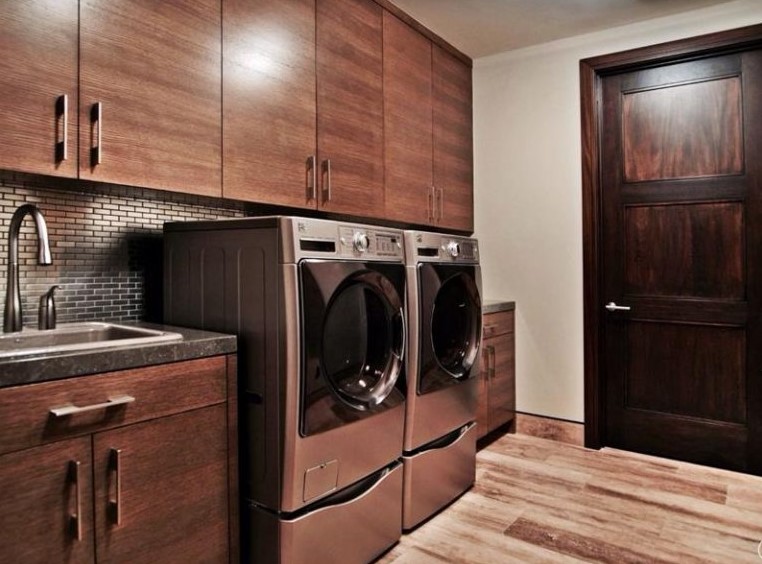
[0,177,246,328]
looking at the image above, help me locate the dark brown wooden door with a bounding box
[79,0,221,196]
[94,405,229,563]
[383,11,433,226]
[0,437,94,564]
[223,0,317,208]
[489,329,516,433]
[316,0,384,217]
[433,45,473,232]
[601,51,762,472]
[0,0,78,178]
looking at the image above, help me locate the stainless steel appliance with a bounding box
[163,217,407,563]
[402,230,482,530]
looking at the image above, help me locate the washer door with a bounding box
[300,261,406,436]
[418,264,482,395]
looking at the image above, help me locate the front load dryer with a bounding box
[164,216,407,563]
[402,230,482,530]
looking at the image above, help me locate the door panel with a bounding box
[623,202,744,299]
[0,0,78,178]
[223,0,317,207]
[601,49,762,472]
[316,0,384,217]
[80,0,221,196]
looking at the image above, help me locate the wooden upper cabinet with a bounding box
[317,0,384,217]
[79,0,221,197]
[223,0,317,208]
[383,12,433,226]
[433,45,473,232]
[0,0,78,178]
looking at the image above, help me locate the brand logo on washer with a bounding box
[298,221,306,233]
[416,234,422,243]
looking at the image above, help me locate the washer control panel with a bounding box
[339,227,403,259]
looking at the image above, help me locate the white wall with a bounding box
[473,0,762,423]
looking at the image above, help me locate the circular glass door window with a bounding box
[321,271,405,410]
[431,272,481,378]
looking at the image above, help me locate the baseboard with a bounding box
[514,413,584,446]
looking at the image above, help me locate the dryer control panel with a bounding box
[403,231,480,265]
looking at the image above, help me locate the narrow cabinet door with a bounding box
[93,405,229,563]
[489,330,516,432]
[0,437,94,564]
[316,0,384,217]
[79,0,222,196]
[433,46,473,232]
[223,0,317,208]
[0,0,77,178]
[383,12,434,226]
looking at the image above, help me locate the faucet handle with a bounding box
[38,285,59,331]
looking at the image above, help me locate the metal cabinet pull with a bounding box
[69,460,82,541]
[322,159,332,203]
[489,346,496,380]
[91,102,103,166]
[55,95,68,163]
[50,395,135,417]
[605,302,631,312]
[437,187,444,222]
[306,155,317,201]
[428,187,434,223]
[109,448,122,526]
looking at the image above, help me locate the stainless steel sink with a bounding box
[0,322,182,359]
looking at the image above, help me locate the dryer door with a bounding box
[300,260,406,436]
[418,264,482,395]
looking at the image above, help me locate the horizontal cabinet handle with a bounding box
[50,395,135,417]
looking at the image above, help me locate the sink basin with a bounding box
[0,322,182,359]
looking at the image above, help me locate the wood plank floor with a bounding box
[379,433,762,563]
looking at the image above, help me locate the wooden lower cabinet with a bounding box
[0,355,235,564]
[477,310,516,439]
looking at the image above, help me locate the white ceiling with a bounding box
[389,0,739,58]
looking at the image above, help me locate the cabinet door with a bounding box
[383,12,433,225]
[79,0,221,196]
[223,0,317,208]
[0,0,77,178]
[0,437,94,564]
[489,330,516,432]
[433,46,473,232]
[316,0,384,217]
[94,404,229,563]
[476,341,491,439]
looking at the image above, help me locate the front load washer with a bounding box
[163,216,407,563]
[402,230,482,530]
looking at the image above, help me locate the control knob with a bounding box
[353,232,370,252]
[446,241,460,258]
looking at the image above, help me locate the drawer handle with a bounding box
[50,395,135,417]
[69,460,83,541]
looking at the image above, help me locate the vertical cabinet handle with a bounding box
[322,159,332,203]
[489,346,496,380]
[428,187,434,223]
[306,155,317,201]
[55,95,68,163]
[91,103,103,167]
[108,448,122,526]
[69,460,82,541]
[437,187,444,222]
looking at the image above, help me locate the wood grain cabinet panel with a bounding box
[477,311,516,439]
[0,437,94,564]
[223,0,317,208]
[79,0,221,196]
[316,0,384,217]
[0,0,78,178]
[0,355,235,563]
[383,11,433,225]
[433,45,473,232]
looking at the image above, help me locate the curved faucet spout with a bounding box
[4,205,53,333]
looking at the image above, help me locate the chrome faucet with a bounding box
[4,204,52,333]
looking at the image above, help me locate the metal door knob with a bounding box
[605,302,631,312]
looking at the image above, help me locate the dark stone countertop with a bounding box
[0,322,237,389]
[482,300,516,315]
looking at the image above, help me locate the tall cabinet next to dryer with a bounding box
[164,217,408,563]
[402,230,483,530]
